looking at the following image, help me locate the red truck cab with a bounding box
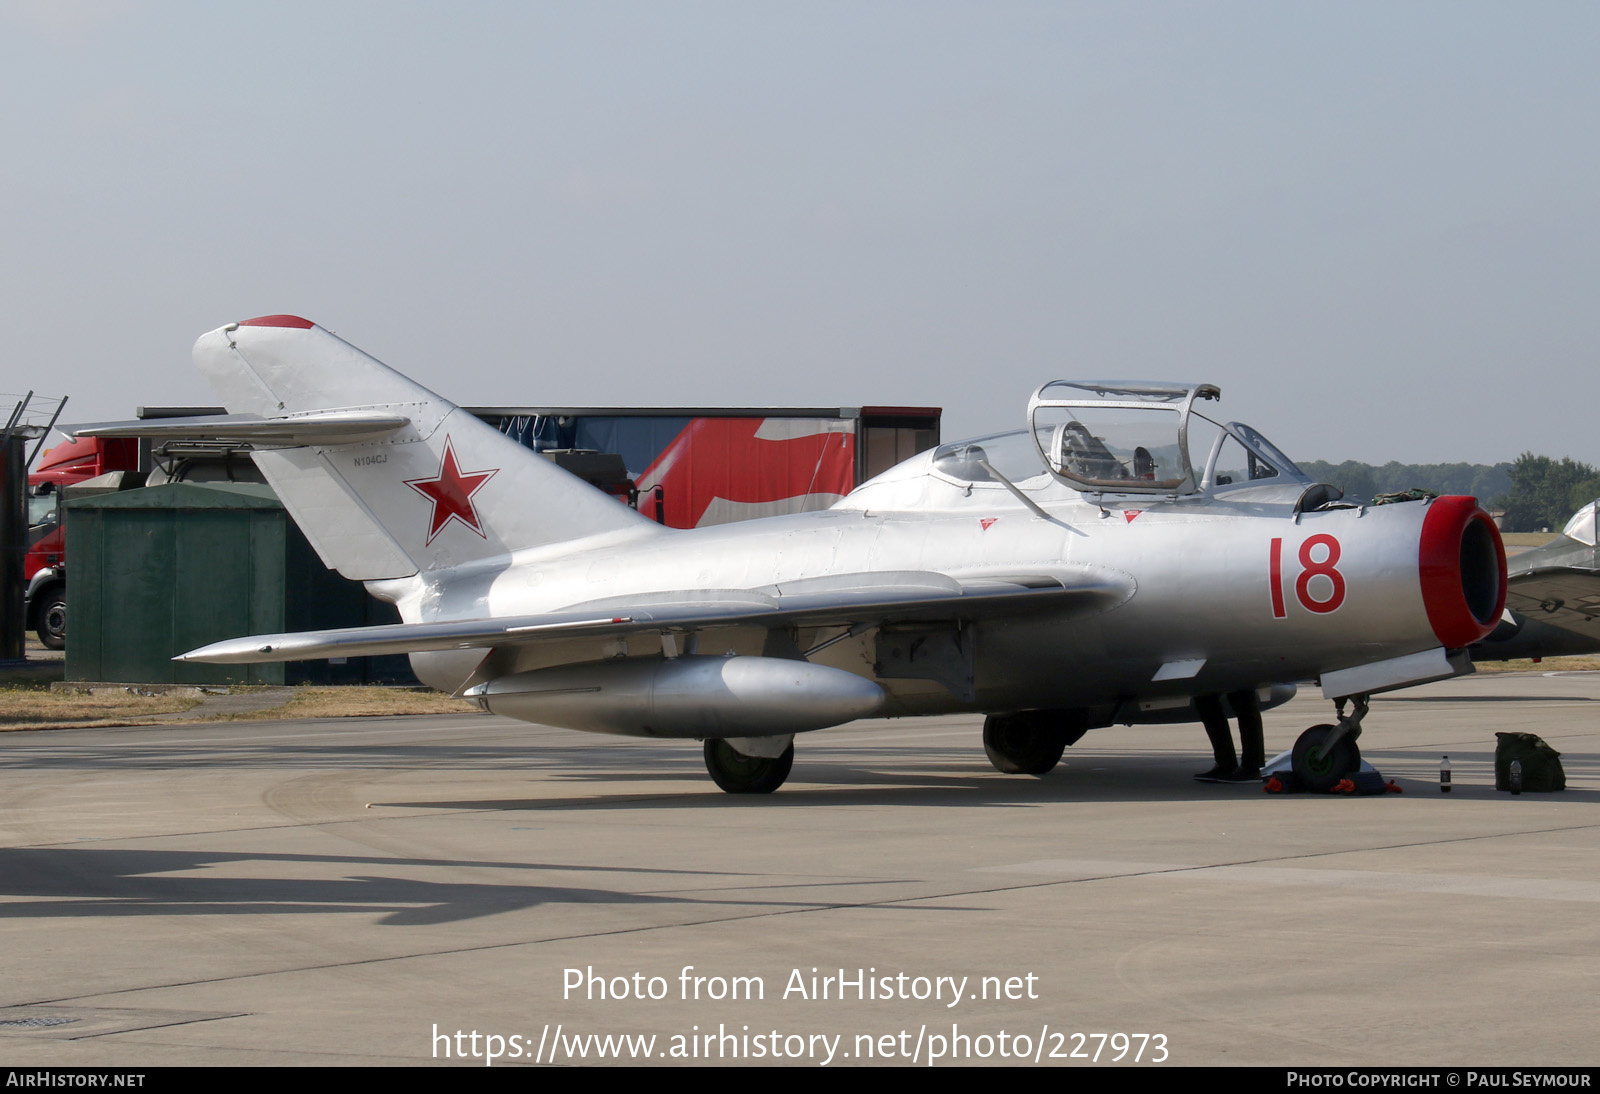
[25,437,138,648]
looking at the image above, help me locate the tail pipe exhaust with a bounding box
[1419,496,1507,648]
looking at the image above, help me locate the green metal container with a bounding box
[65,483,410,685]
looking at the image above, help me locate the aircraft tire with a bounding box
[1291,723,1361,792]
[983,712,1068,776]
[704,739,794,794]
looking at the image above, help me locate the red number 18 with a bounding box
[1270,535,1346,618]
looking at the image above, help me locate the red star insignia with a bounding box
[405,437,498,544]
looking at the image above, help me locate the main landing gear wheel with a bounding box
[1291,723,1362,793]
[704,739,794,794]
[983,712,1070,776]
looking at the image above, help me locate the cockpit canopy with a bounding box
[1029,380,1214,493]
[1564,499,1599,547]
[929,379,1307,498]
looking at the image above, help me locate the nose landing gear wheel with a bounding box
[1291,723,1361,792]
[704,739,794,794]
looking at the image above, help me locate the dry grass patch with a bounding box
[229,687,478,720]
[1474,655,1600,674]
[0,683,477,731]
[5,658,1590,733]
[0,686,201,729]
[1500,532,1562,548]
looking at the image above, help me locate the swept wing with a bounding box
[1500,541,1600,651]
[177,567,1134,664]
[1476,502,1600,659]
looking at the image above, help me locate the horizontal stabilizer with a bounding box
[177,567,1135,664]
[74,411,411,447]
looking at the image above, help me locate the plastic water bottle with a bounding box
[1440,755,1452,793]
[1510,759,1523,795]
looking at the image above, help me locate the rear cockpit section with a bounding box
[929,430,1053,489]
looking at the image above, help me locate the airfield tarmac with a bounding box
[0,671,1595,1067]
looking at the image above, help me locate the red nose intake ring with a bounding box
[1419,496,1507,649]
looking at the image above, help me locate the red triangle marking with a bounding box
[1123,510,1142,523]
[980,517,998,531]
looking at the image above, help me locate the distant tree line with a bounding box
[1493,454,1600,533]
[1297,455,1600,533]
[1296,460,1512,506]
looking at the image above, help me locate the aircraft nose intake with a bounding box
[1418,496,1507,648]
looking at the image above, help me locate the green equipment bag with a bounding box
[1494,732,1566,792]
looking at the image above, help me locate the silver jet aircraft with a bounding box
[1474,498,1600,662]
[86,316,1509,794]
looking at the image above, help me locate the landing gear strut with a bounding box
[704,737,794,794]
[1291,696,1367,792]
[982,711,1087,776]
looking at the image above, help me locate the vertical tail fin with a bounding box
[194,316,661,580]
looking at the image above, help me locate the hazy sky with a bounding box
[2,1,1595,465]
